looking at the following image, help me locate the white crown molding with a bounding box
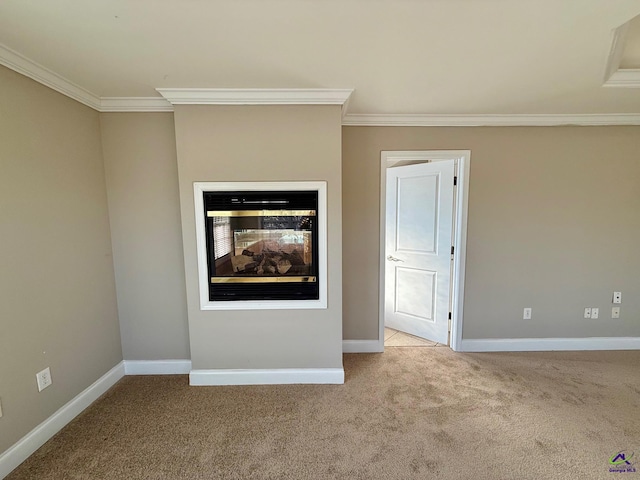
[603,69,640,88]
[0,43,101,110]
[342,113,640,126]
[2,42,638,121]
[602,21,640,88]
[156,88,354,109]
[0,43,174,113]
[603,21,629,82]
[100,97,174,112]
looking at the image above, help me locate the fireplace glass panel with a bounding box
[204,191,319,301]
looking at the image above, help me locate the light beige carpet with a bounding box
[7,348,640,479]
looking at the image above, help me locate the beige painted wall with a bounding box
[173,105,343,369]
[343,126,640,340]
[0,66,122,453]
[100,113,190,360]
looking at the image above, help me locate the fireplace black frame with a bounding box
[203,190,320,302]
[194,181,327,310]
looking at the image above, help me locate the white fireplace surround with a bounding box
[193,181,328,310]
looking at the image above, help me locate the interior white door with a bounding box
[385,160,455,344]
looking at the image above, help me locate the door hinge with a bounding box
[451,246,455,255]
[448,313,452,332]
[448,312,452,320]
[454,176,457,186]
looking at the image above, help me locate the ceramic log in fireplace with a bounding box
[194,182,328,310]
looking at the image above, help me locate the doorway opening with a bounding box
[379,151,470,352]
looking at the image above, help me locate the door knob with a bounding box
[387,255,403,262]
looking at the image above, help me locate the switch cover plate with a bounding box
[612,307,621,319]
[523,308,532,320]
[584,308,591,319]
[591,307,599,319]
[613,292,622,304]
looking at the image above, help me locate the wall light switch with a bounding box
[613,292,622,304]
[584,308,591,319]
[523,307,532,320]
[591,307,599,319]
[612,307,621,319]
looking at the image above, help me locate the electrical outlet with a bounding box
[523,307,532,320]
[36,367,52,392]
[612,307,621,319]
[591,307,599,319]
[613,292,622,304]
[584,308,591,319]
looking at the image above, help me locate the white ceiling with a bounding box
[1,0,639,115]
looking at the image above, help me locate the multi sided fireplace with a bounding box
[194,182,327,309]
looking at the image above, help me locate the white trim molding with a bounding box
[189,368,345,386]
[343,113,640,126]
[603,20,629,83]
[342,340,383,353]
[0,42,177,113]
[156,88,354,110]
[0,362,125,479]
[0,43,101,110]
[193,181,328,311]
[123,360,192,375]
[603,69,640,88]
[602,20,640,88]
[3,39,639,119]
[459,337,640,352]
[100,97,174,112]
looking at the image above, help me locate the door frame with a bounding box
[379,150,471,352]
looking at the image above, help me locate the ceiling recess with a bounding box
[603,14,640,88]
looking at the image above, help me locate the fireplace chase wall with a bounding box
[171,101,344,385]
[194,181,328,310]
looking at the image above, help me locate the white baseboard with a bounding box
[0,361,125,480]
[124,359,192,375]
[1,359,348,478]
[189,368,345,386]
[459,337,640,352]
[342,340,383,353]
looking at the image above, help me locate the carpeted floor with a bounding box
[7,348,640,479]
